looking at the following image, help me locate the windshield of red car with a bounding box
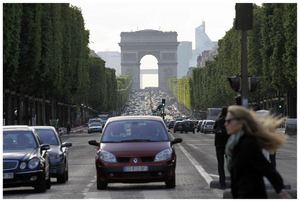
[101,120,169,142]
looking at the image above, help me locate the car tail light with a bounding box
[181,126,183,128]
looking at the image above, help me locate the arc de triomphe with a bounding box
[119,30,179,89]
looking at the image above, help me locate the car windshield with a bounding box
[90,123,102,126]
[89,119,101,124]
[101,120,169,142]
[34,129,59,145]
[206,122,215,125]
[3,131,37,150]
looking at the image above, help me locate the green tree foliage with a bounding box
[172,3,296,115]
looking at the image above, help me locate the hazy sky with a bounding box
[71,0,265,53]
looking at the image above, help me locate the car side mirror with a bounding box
[41,144,50,150]
[88,140,100,146]
[62,142,72,147]
[171,138,182,145]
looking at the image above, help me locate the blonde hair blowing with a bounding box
[228,105,287,154]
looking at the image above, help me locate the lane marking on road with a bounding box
[83,175,97,194]
[170,133,213,185]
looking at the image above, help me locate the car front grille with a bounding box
[116,157,155,163]
[3,160,19,171]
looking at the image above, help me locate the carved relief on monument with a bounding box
[162,53,176,61]
[123,53,137,62]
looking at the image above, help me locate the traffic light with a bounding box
[249,76,260,92]
[162,99,165,106]
[228,76,241,92]
[279,102,282,109]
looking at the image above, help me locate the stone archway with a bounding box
[119,30,179,89]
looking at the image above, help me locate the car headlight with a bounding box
[20,162,26,169]
[28,157,40,169]
[99,150,117,163]
[154,148,172,162]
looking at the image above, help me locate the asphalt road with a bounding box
[3,128,297,199]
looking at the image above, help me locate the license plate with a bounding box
[124,166,148,172]
[3,173,14,179]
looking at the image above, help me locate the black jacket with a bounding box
[230,134,285,199]
[213,118,230,148]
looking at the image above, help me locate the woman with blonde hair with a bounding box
[225,105,291,199]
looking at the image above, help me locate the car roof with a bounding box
[3,125,31,131]
[107,116,164,123]
[30,126,56,129]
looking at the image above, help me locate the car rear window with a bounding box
[102,120,169,142]
[3,131,37,150]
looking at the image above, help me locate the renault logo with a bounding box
[133,158,138,164]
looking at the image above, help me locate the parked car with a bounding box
[203,120,215,134]
[3,125,51,192]
[173,121,183,133]
[88,122,103,133]
[88,116,182,189]
[30,126,72,183]
[180,120,195,134]
[197,120,203,132]
[168,121,175,129]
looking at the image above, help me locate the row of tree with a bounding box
[169,3,297,118]
[3,3,131,125]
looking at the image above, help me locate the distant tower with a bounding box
[195,21,206,55]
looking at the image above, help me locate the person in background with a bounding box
[224,105,291,199]
[212,106,230,189]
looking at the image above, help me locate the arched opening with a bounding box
[140,55,158,89]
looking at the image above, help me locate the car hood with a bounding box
[47,145,61,154]
[101,142,171,156]
[3,148,39,161]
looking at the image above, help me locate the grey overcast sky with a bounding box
[70,0,266,53]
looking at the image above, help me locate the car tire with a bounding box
[174,130,176,133]
[34,174,47,192]
[57,164,67,183]
[165,174,176,188]
[180,130,182,133]
[193,130,195,134]
[97,175,108,190]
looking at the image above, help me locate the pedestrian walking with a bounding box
[224,105,291,199]
[212,106,230,189]
[67,121,71,135]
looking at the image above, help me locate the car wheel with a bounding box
[180,130,182,134]
[165,174,176,188]
[193,130,195,134]
[34,174,47,192]
[97,175,108,190]
[174,130,176,133]
[57,164,67,183]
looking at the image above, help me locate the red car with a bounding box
[88,116,182,189]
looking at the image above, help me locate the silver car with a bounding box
[88,122,103,133]
[203,120,215,134]
[30,126,72,183]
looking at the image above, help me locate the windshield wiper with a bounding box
[120,139,153,142]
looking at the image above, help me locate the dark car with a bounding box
[197,120,203,132]
[30,126,72,183]
[168,121,175,129]
[3,126,51,192]
[203,120,215,134]
[88,122,103,133]
[88,116,182,190]
[181,120,195,134]
[173,121,183,133]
